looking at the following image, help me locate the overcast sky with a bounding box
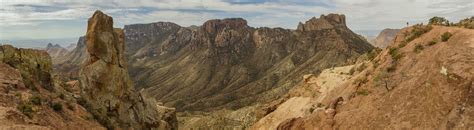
[1,0,473,40]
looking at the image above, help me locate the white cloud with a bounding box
[0,0,472,40]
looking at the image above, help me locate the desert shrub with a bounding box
[386,64,397,72]
[372,60,380,69]
[317,103,325,108]
[389,47,397,56]
[357,63,367,72]
[356,89,369,96]
[413,44,424,53]
[58,93,65,100]
[66,102,75,111]
[309,107,315,113]
[353,76,368,85]
[366,48,381,61]
[77,97,87,107]
[15,93,21,98]
[429,16,448,25]
[17,103,34,118]
[374,71,392,91]
[82,115,94,120]
[405,25,433,42]
[398,41,408,48]
[441,32,453,42]
[51,102,63,111]
[389,48,404,62]
[427,39,438,46]
[30,96,42,105]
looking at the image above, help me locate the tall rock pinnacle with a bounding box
[79,10,177,129]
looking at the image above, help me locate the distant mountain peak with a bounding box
[46,43,63,49]
[297,13,347,31]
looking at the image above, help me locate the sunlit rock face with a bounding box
[79,10,177,129]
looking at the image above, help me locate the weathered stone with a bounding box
[79,10,177,129]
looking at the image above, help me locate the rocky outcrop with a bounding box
[78,10,177,129]
[252,64,355,129]
[0,45,105,129]
[263,25,474,129]
[370,28,400,48]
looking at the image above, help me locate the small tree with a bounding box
[456,16,474,29]
[429,16,448,25]
[51,102,63,112]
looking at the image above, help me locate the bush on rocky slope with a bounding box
[428,16,474,29]
[413,44,424,53]
[427,39,438,46]
[441,32,453,42]
[404,24,433,42]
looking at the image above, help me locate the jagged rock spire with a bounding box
[79,10,177,129]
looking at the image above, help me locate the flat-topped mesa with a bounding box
[202,18,248,34]
[79,10,177,129]
[125,22,180,30]
[297,13,347,31]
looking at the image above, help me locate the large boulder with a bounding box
[79,10,177,129]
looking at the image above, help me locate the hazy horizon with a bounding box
[1,0,473,47]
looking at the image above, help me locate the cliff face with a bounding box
[257,26,474,129]
[124,13,373,112]
[371,28,400,48]
[78,11,177,129]
[53,12,373,128]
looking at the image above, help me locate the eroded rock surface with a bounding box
[79,10,177,129]
[258,25,474,129]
